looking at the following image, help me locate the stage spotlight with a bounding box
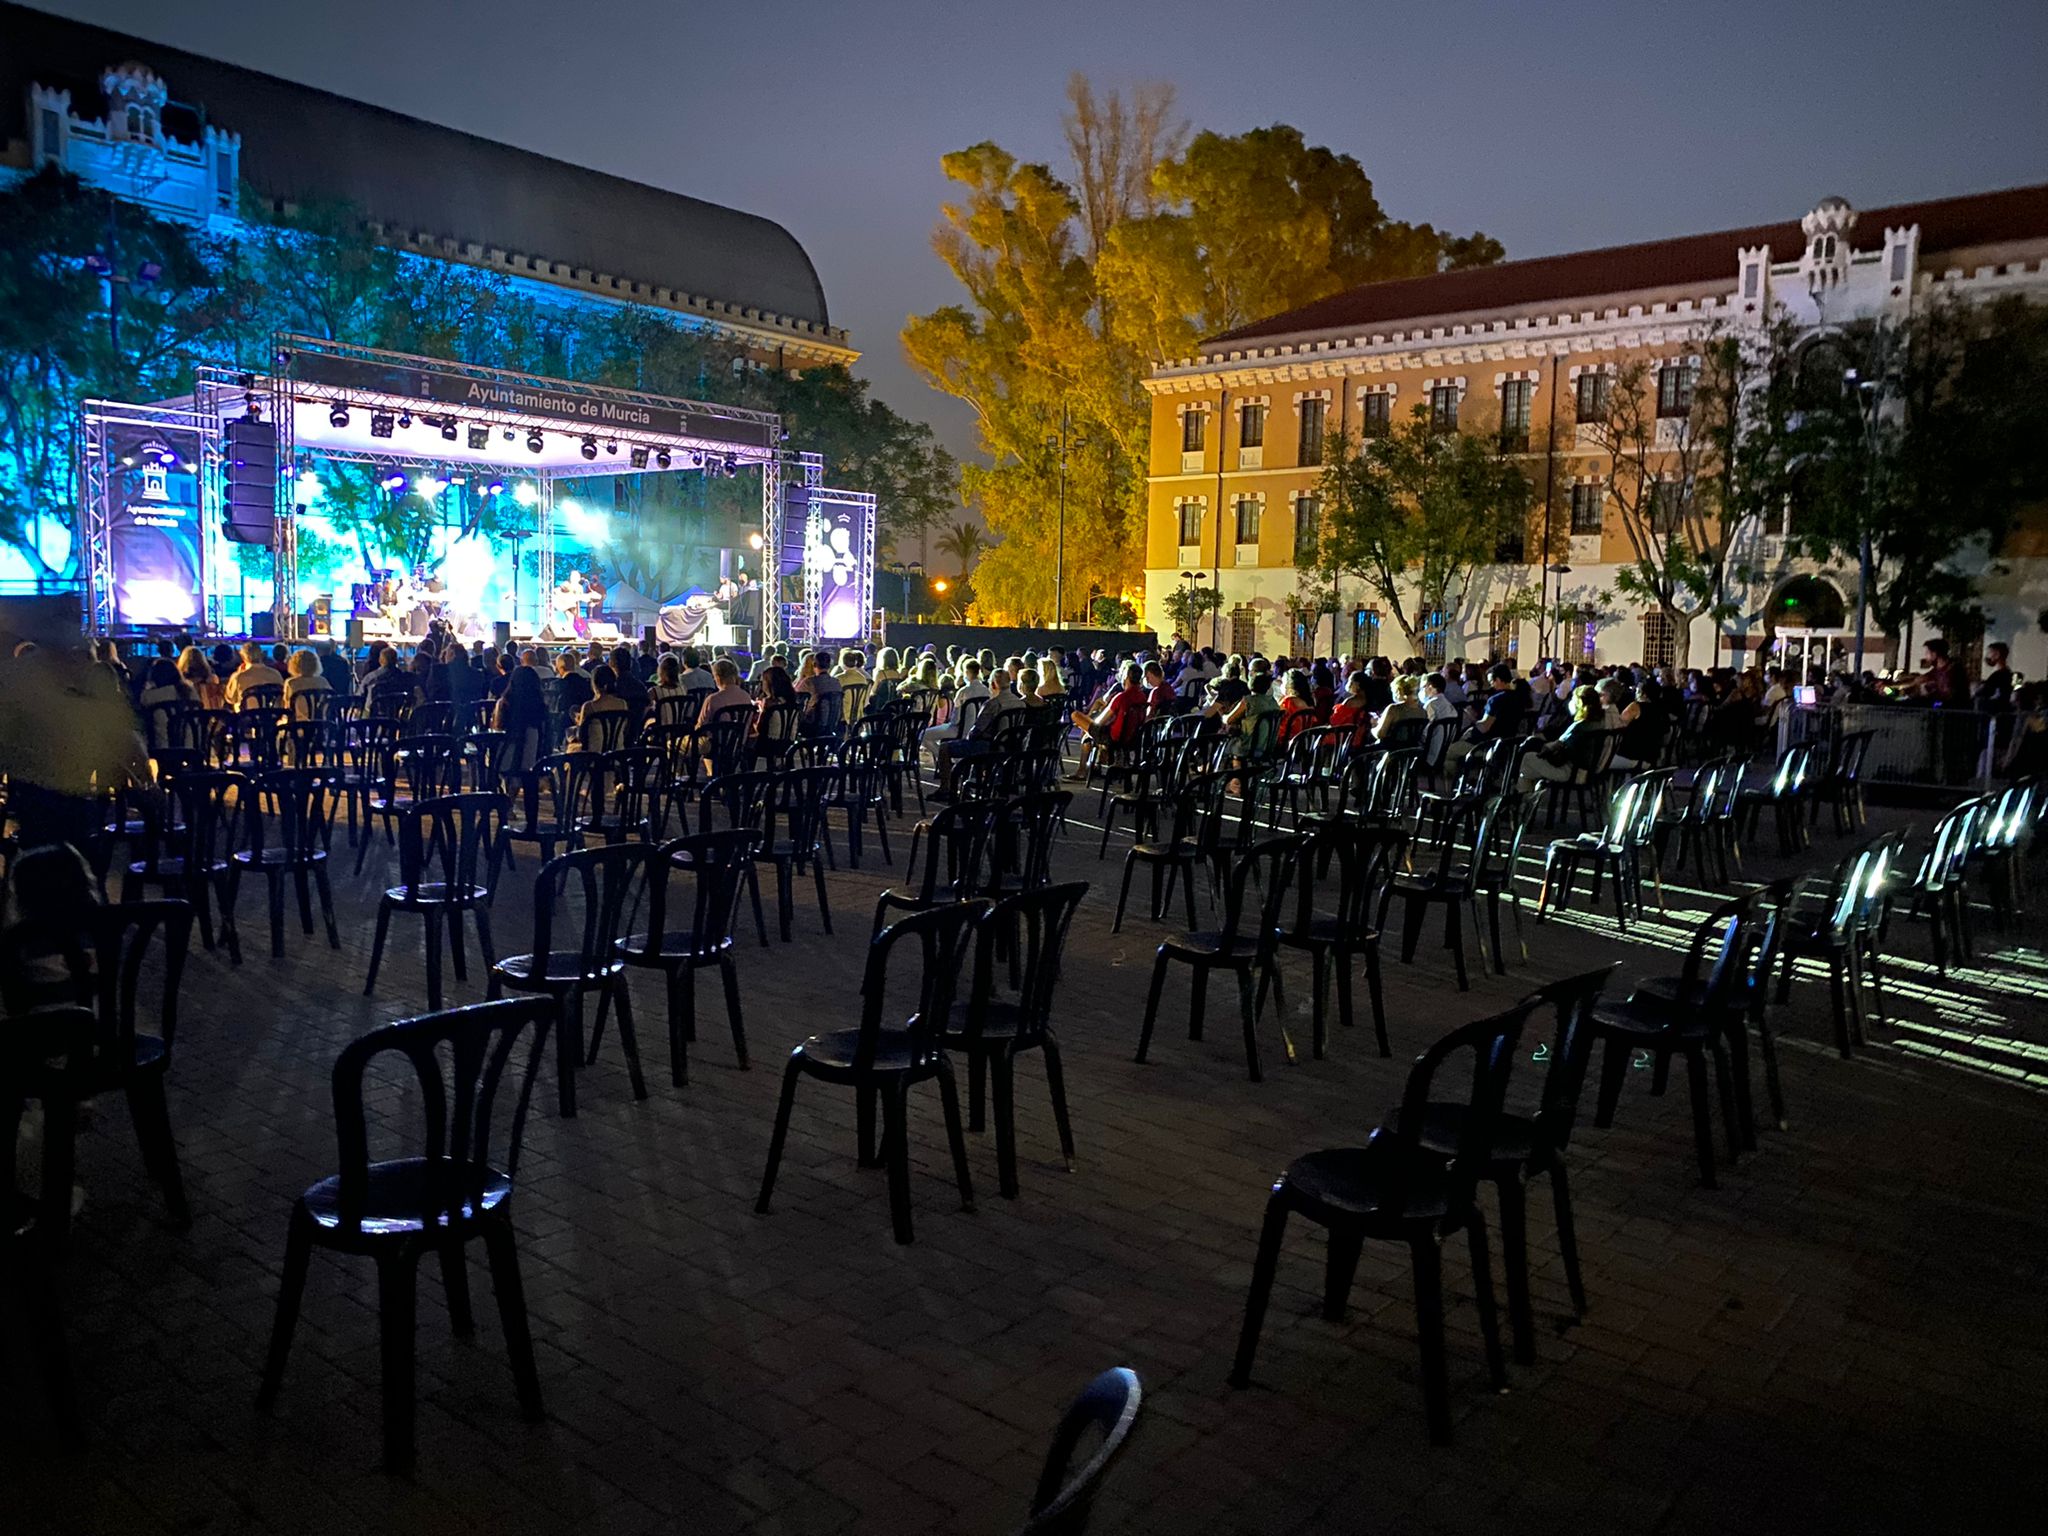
[604,439,618,456]
[485,480,506,496]
[415,475,446,499]
[655,448,671,470]
[329,403,350,429]
[513,481,540,506]
[580,437,598,460]
[723,453,739,477]
[526,430,544,453]
[370,412,395,439]
[381,472,407,491]
[397,411,413,430]
[467,424,490,450]
[503,427,516,441]
[441,418,459,442]
[629,446,649,469]
[243,390,263,422]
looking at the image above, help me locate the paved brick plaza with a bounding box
[5,796,2046,1535]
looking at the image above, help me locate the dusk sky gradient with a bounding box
[27,0,2048,463]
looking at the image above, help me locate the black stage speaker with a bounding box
[642,624,657,647]
[306,596,332,637]
[249,609,275,641]
[345,618,365,648]
[494,620,513,650]
[222,418,278,546]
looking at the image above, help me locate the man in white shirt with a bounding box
[676,647,714,692]
[921,659,991,763]
[832,648,873,688]
[223,641,285,708]
[1420,672,1460,724]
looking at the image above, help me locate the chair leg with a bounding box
[1112,854,1139,934]
[257,1203,315,1410]
[1227,1191,1291,1389]
[480,1221,543,1423]
[720,957,748,1068]
[1548,1160,1587,1319]
[1399,893,1427,964]
[1363,943,1389,1057]
[1445,901,1469,992]
[1236,966,1264,1083]
[124,1074,189,1228]
[857,1085,881,1168]
[1041,1038,1077,1171]
[554,993,579,1119]
[610,980,647,1101]
[1593,1035,1628,1129]
[375,1251,420,1472]
[1496,1178,1534,1366]
[267,871,286,958]
[1466,1214,1507,1393]
[423,910,444,1012]
[754,1058,803,1213]
[439,1239,474,1338]
[1135,952,1169,1063]
[1683,1046,1718,1189]
[1709,1033,1743,1162]
[1410,1234,1454,1445]
[937,1059,977,1212]
[666,968,692,1088]
[968,1048,987,1133]
[1323,1227,1364,1321]
[882,1085,914,1245]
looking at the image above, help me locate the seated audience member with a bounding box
[223,640,285,709]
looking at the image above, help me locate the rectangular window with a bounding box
[1657,362,1697,419]
[1293,492,1320,566]
[216,151,234,206]
[1429,385,1460,433]
[1360,391,1392,437]
[1574,371,1610,422]
[1499,379,1533,451]
[1177,500,1202,546]
[1353,607,1381,660]
[1641,611,1676,670]
[1181,411,1205,454]
[1889,244,1910,283]
[1494,524,1525,564]
[1298,398,1327,465]
[1230,606,1259,657]
[1488,607,1518,662]
[1234,495,1262,546]
[39,107,60,164]
[1563,606,1597,665]
[1422,608,1449,664]
[1569,481,1604,535]
[1239,403,1265,449]
[1650,480,1684,535]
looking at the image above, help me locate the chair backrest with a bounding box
[1016,1366,1144,1536]
[953,695,988,739]
[999,790,1072,890]
[697,769,778,836]
[241,683,284,710]
[775,764,841,860]
[232,706,292,770]
[527,843,658,980]
[1419,716,1459,771]
[1239,708,1282,764]
[292,688,336,723]
[328,997,553,1238]
[281,718,341,769]
[648,828,763,959]
[140,768,245,875]
[400,792,507,896]
[702,704,755,779]
[250,768,334,862]
[909,799,1004,906]
[0,898,193,1070]
[1387,996,1540,1220]
[605,747,671,839]
[578,710,630,754]
[143,698,199,752]
[407,700,455,736]
[854,901,987,1073]
[842,681,872,721]
[957,882,1087,1052]
[1524,964,1620,1156]
[393,733,466,800]
[1218,836,1300,952]
[1366,747,1421,822]
[1624,768,1676,849]
[1293,821,1398,935]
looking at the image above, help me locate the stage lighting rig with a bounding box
[397,411,413,430]
[329,403,350,429]
[722,453,740,477]
[604,439,619,455]
[526,430,544,454]
[440,418,459,442]
[370,411,395,439]
[655,448,671,470]
[467,424,491,450]
[629,446,649,469]
[580,437,598,460]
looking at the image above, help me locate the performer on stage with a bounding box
[548,568,602,638]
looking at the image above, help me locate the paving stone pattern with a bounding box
[5,789,2046,1535]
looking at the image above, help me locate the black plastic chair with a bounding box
[1228,996,1535,1443]
[256,997,552,1472]
[1813,729,1875,835]
[1014,1366,1144,1536]
[1386,795,1506,991]
[876,798,1003,933]
[942,884,1085,1199]
[0,900,194,1242]
[488,844,652,1117]
[1775,835,1901,1058]
[1110,768,1231,933]
[1261,822,1393,1059]
[1135,836,1299,1081]
[1405,966,1617,1365]
[366,793,507,1012]
[122,768,243,963]
[233,767,342,959]
[755,902,981,1244]
[616,829,761,1087]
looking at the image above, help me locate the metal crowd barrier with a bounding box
[1783,702,2014,790]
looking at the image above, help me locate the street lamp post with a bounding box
[1845,368,1883,679]
[1046,399,1070,628]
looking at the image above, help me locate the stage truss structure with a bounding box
[77,396,219,635]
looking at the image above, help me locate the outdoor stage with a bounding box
[78,335,878,652]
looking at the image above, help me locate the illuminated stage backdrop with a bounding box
[107,420,206,628]
[783,485,877,646]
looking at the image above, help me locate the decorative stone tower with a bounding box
[1799,196,1858,295]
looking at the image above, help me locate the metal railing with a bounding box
[1783,702,2020,791]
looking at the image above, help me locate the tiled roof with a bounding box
[1205,182,2048,351]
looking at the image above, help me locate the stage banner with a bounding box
[285,350,778,452]
[107,421,205,628]
[805,488,875,645]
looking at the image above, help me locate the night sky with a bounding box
[24,0,2048,463]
